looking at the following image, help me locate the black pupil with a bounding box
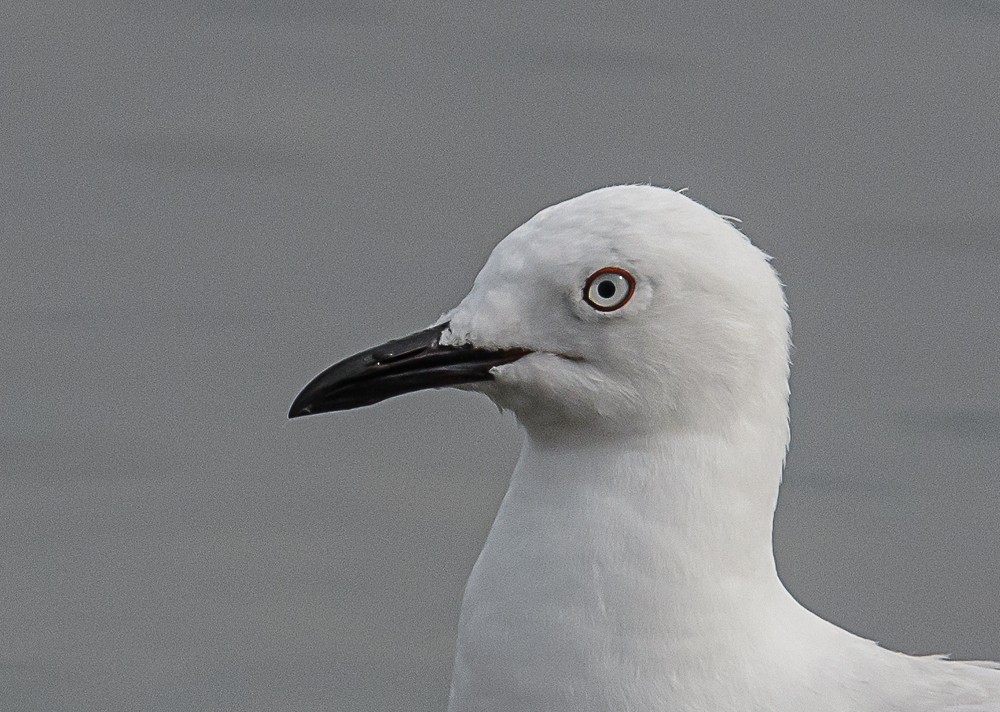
[597,279,617,299]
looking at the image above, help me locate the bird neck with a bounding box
[514,419,789,597]
[448,418,799,711]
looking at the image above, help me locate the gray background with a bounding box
[3,1,999,710]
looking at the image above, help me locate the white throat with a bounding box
[447,414,811,712]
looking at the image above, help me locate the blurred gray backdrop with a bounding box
[3,1,999,710]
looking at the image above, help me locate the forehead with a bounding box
[484,186,707,276]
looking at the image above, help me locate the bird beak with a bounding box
[288,322,529,418]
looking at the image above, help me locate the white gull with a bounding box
[290,185,1000,711]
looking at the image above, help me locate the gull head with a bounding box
[290,185,791,439]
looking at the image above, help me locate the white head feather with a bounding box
[441,185,790,443]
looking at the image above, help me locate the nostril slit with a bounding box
[375,345,426,365]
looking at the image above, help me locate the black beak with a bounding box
[288,322,529,418]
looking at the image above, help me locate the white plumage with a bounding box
[432,186,1000,711]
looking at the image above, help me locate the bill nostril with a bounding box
[371,323,450,364]
[375,345,427,365]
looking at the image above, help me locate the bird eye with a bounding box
[583,267,636,312]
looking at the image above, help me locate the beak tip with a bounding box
[288,399,314,419]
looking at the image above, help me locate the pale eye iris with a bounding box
[584,268,636,311]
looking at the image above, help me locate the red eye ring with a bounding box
[583,267,636,312]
